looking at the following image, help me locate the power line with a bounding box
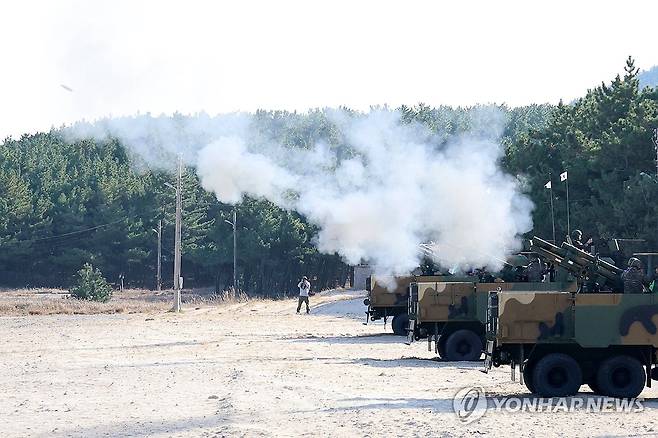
[0,218,126,246]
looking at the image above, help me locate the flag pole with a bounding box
[549,179,556,244]
[565,173,570,237]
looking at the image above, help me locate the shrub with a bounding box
[69,263,113,302]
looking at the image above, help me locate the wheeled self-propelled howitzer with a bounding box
[484,236,658,398]
[406,273,576,361]
[364,275,449,336]
[363,244,460,336]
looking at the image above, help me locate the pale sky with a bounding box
[2,0,657,139]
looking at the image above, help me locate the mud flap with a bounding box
[519,362,525,386]
[647,346,653,388]
[651,366,658,382]
[482,340,494,373]
[406,319,415,345]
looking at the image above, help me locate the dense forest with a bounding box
[1,58,656,295]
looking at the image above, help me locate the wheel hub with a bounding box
[457,341,471,355]
[548,366,568,388]
[611,367,631,388]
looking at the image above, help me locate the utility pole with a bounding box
[155,219,162,291]
[561,170,570,237]
[546,176,556,244]
[653,128,658,177]
[224,207,237,291]
[232,207,237,291]
[172,156,183,312]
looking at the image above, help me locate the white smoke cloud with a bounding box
[65,108,533,279]
[197,136,296,205]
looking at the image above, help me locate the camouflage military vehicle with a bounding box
[484,237,658,398]
[408,279,576,361]
[364,275,447,335]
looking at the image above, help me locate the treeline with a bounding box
[505,57,658,254]
[1,58,656,294]
[0,131,349,294]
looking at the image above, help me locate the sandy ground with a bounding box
[2,289,658,438]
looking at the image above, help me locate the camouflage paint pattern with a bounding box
[415,282,476,322]
[495,291,658,348]
[497,292,573,343]
[369,275,449,308]
[414,281,577,326]
[575,293,658,348]
[475,282,577,324]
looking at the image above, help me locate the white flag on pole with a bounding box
[544,181,552,189]
[560,171,568,181]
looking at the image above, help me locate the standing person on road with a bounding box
[296,276,311,314]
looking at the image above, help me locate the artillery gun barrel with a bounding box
[531,236,567,257]
[530,236,622,284]
[561,242,622,275]
[530,236,568,263]
[531,244,584,275]
[529,242,580,276]
[558,242,622,282]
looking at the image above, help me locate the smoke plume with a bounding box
[65,108,533,278]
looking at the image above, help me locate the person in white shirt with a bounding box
[296,276,311,314]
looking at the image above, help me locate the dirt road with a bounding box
[2,289,657,437]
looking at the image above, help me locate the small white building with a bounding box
[352,264,373,290]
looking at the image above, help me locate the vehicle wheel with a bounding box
[444,330,483,361]
[532,353,582,397]
[596,355,645,398]
[391,314,408,336]
[523,363,536,393]
[391,315,399,334]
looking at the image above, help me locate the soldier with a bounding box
[475,268,495,283]
[296,276,311,314]
[526,256,545,282]
[570,229,593,252]
[589,234,610,257]
[622,258,646,294]
[496,264,525,282]
[547,262,556,282]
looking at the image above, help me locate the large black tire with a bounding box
[391,314,409,336]
[531,353,582,397]
[523,363,536,393]
[391,315,400,334]
[443,330,483,361]
[596,355,645,398]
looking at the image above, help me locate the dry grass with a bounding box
[0,287,249,316]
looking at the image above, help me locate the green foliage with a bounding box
[70,263,113,302]
[507,57,658,251]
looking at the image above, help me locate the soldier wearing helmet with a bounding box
[526,254,545,282]
[622,257,646,294]
[570,229,593,252]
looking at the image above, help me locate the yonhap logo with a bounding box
[452,386,644,424]
[453,386,487,424]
